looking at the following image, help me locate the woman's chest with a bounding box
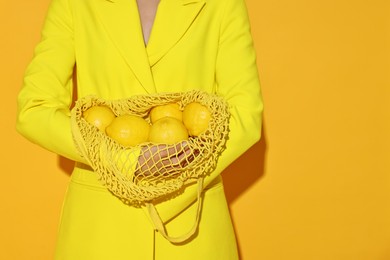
[136,0,160,45]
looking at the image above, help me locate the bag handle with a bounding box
[146,178,204,243]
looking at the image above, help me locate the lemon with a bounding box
[149,103,183,123]
[182,102,211,136]
[106,114,150,147]
[83,105,116,132]
[148,117,188,144]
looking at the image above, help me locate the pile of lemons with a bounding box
[83,102,211,147]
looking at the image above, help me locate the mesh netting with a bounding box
[71,90,230,206]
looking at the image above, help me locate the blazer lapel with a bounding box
[94,0,156,93]
[146,0,206,67]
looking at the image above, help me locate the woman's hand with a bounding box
[135,141,197,177]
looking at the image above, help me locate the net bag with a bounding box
[70,90,230,242]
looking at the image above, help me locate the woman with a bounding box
[16,0,263,258]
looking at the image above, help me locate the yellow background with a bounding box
[1,0,389,259]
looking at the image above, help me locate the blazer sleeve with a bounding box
[213,0,263,175]
[155,0,263,221]
[16,0,87,163]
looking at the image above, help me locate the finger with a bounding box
[178,150,194,168]
[136,145,161,176]
[136,142,194,177]
[167,145,193,169]
[165,141,188,156]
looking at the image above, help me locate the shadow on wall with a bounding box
[223,126,267,204]
[223,125,267,260]
[58,156,74,175]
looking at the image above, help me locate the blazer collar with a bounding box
[94,0,206,93]
[146,0,206,67]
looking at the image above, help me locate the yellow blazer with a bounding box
[17,0,263,258]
